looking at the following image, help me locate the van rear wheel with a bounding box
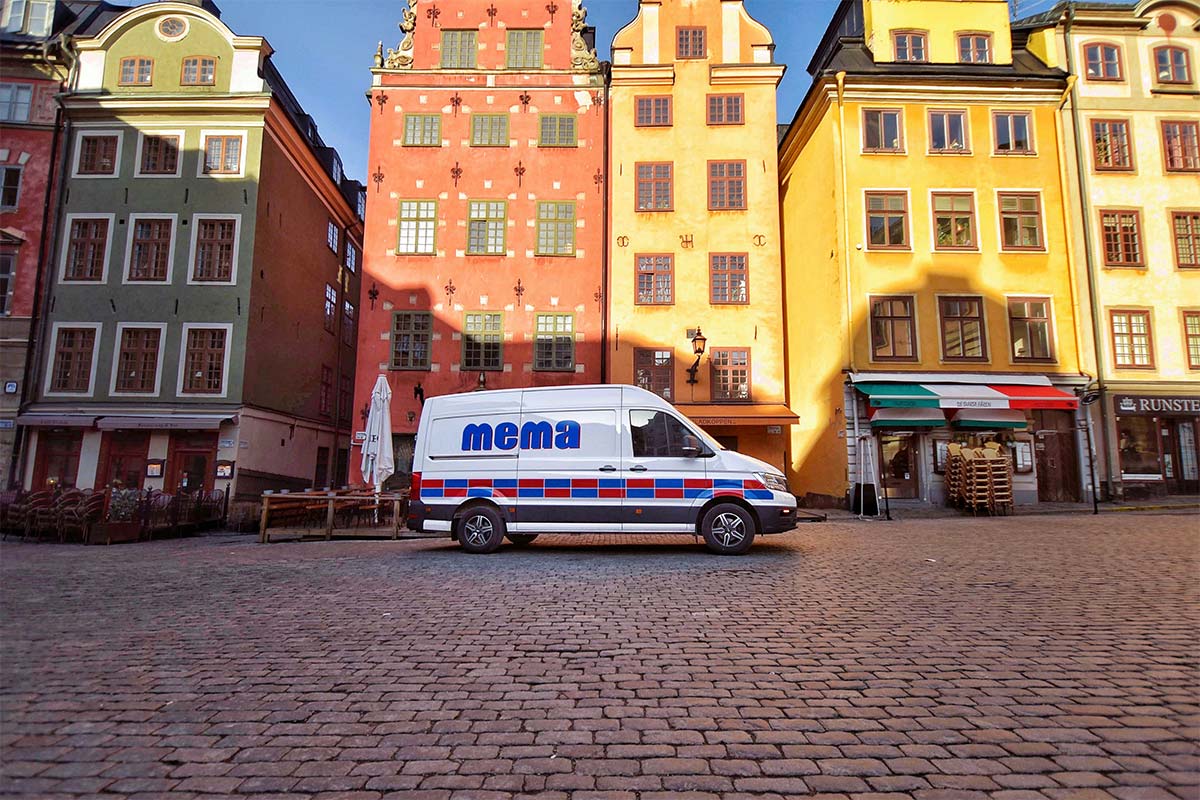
[505,534,538,546]
[458,507,505,554]
[701,503,755,555]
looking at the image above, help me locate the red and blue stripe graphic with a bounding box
[419,478,773,502]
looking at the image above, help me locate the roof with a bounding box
[1012,1,1137,29]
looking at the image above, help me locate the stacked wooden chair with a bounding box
[946,445,1014,516]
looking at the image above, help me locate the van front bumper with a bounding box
[758,504,798,534]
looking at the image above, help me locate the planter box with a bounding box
[92,521,141,545]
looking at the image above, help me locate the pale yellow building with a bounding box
[1019,0,1200,499]
[607,0,795,471]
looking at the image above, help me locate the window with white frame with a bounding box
[326,221,339,253]
[3,0,53,36]
[0,83,32,122]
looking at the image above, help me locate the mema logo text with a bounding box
[461,420,581,451]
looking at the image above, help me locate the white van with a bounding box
[406,385,797,554]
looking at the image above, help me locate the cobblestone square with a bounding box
[2,513,1198,799]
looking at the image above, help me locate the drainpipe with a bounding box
[834,71,853,373]
[599,62,611,383]
[1063,5,1116,499]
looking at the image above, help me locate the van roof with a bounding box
[424,383,666,405]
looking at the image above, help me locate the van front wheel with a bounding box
[700,504,755,555]
[458,507,505,554]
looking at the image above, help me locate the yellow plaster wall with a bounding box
[864,0,1013,65]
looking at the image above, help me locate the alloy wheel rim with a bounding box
[463,515,493,547]
[712,513,746,547]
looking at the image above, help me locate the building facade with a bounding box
[1019,0,1200,499]
[355,0,606,483]
[18,1,364,520]
[607,0,794,473]
[780,0,1091,509]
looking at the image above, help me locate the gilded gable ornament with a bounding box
[380,0,418,69]
[570,0,599,72]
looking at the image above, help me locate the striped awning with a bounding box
[856,382,1077,410]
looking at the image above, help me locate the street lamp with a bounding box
[476,371,487,391]
[686,327,707,385]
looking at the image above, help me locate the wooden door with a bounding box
[166,432,217,493]
[879,434,918,499]
[1165,419,1199,494]
[97,431,150,489]
[1033,410,1080,502]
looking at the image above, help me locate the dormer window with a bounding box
[893,31,927,63]
[1155,46,1192,84]
[676,27,706,59]
[957,34,992,64]
[3,0,53,36]
[1083,43,1122,80]
[119,57,154,86]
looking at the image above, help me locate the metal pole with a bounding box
[1083,419,1099,515]
[878,434,892,521]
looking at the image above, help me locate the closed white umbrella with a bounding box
[360,375,394,494]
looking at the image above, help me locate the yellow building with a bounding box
[1018,1,1200,500]
[779,0,1091,509]
[607,0,795,471]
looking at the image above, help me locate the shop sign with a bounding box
[692,418,735,426]
[0,420,12,430]
[1113,395,1200,416]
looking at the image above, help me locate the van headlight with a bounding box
[757,472,790,493]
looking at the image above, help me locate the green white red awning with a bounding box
[855,382,1077,410]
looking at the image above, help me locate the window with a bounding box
[865,192,908,249]
[403,114,441,146]
[139,134,179,175]
[538,114,577,147]
[470,114,508,146]
[0,252,14,315]
[939,296,987,361]
[1162,121,1200,172]
[710,254,748,304]
[467,200,506,255]
[1184,312,1200,369]
[440,30,477,69]
[181,56,216,86]
[324,284,337,332]
[635,163,672,211]
[1092,119,1133,171]
[345,243,357,273]
[1099,210,1144,267]
[893,31,927,62]
[339,376,352,423]
[50,327,96,393]
[994,112,1033,154]
[1083,43,1122,80]
[506,29,543,69]
[635,254,672,305]
[957,34,991,63]
[3,0,53,36]
[119,57,153,85]
[64,218,109,281]
[202,135,242,174]
[1116,416,1161,477]
[114,327,161,394]
[128,217,173,281]
[1174,212,1200,269]
[534,314,574,371]
[932,193,975,250]
[181,327,227,394]
[193,218,236,281]
[863,109,903,152]
[999,193,1044,250]
[1154,46,1192,84]
[398,200,436,254]
[630,410,700,458]
[676,26,706,59]
[0,166,20,209]
[711,349,750,401]
[1008,297,1054,361]
[1110,310,1154,368]
[342,301,356,347]
[78,134,118,175]
[635,96,671,127]
[634,349,674,401]
[870,297,916,361]
[326,221,339,253]
[319,366,332,417]
[708,161,746,210]
[535,201,575,256]
[391,311,432,370]
[463,312,502,370]
[0,83,32,122]
[929,110,969,152]
[707,94,743,125]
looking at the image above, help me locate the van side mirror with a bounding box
[681,434,702,458]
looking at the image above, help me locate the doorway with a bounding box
[98,431,150,489]
[1164,418,1199,494]
[33,430,83,489]
[1033,410,1081,502]
[879,434,918,499]
[167,432,217,493]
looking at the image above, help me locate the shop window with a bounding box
[635,254,673,305]
[710,253,748,304]
[181,327,228,394]
[36,431,82,490]
[1183,312,1200,370]
[467,200,506,255]
[538,114,576,147]
[870,296,917,361]
[403,114,441,146]
[635,96,671,127]
[999,193,1044,250]
[114,327,162,394]
[939,296,987,361]
[1117,417,1162,478]
[929,110,969,153]
[119,56,153,85]
[534,314,574,371]
[128,217,173,281]
[181,56,216,86]
[391,311,431,370]
[192,217,236,281]
[711,348,751,401]
[1110,310,1154,369]
[1175,212,1200,270]
[440,30,477,69]
[77,134,118,175]
[865,192,908,249]
[506,29,543,69]
[634,349,673,401]
[1008,297,1054,362]
[994,111,1033,154]
[676,26,706,59]
[707,94,743,125]
[535,201,575,255]
[957,34,992,64]
[470,114,508,147]
[708,161,746,210]
[1083,42,1122,80]
[397,200,436,254]
[635,163,672,211]
[64,218,109,281]
[49,326,96,393]
[863,109,903,153]
[1099,210,1144,267]
[1162,121,1200,172]
[463,312,502,370]
[1154,45,1192,84]
[893,31,927,62]
[932,192,975,249]
[1092,119,1133,171]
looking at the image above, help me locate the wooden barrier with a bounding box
[258,490,412,543]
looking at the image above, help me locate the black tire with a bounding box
[457,506,505,554]
[700,503,756,555]
[505,534,539,546]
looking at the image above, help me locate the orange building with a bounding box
[355,0,606,482]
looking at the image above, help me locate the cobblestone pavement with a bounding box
[2,513,1198,800]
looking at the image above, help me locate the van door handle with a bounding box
[630,465,648,472]
[599,465,617,472]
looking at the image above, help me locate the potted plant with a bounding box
[97,488,143,544]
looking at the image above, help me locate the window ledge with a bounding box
[1151,85,1199,95]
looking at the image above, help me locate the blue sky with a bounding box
[212,0,843,182]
